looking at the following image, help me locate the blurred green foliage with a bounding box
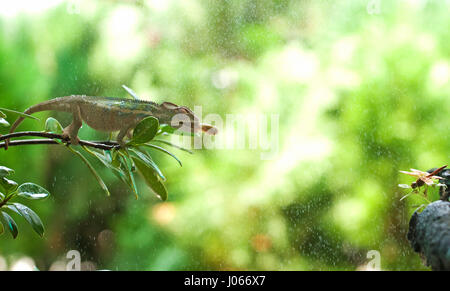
[0,0,449,270]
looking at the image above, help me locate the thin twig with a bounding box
[0,131,120,150]
[0,131,65,141]
[0,139,118,150]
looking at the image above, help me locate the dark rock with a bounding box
[407,200,450,270]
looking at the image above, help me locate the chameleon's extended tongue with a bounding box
[201,124,218,135]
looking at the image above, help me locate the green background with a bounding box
[0,0,449,270]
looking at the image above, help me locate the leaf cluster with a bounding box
[0,166,50,239]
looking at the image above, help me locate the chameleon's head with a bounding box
[160,102,218,135]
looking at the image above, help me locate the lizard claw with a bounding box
[61,132,80,146]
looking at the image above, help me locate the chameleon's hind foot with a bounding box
[117,139,127,149]
[70,136,81,146]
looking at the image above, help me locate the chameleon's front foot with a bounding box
[61,132,80,146]
[116,128,130,149]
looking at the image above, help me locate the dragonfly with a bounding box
[399,165,447,200]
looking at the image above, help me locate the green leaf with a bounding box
[0,217,3,235]
[157,124,175,135]
[66,146,110,196]
[157,124,196,136]
[84,147,124,175]
[45,117,63,134]
[0,111,6,118]
[17,183,50,200]
[119,154,139,199]
[0,117,9,127]
[0,166,14,178]
[129,116,159,145]
[427,186,441,202]
[400,192,413,201]
[4,204,19,214]
[110,150,121,168]
[0,107,39,120]
[129,148,165,181]
[133,157,168,201]
[152,139,193,154]
[143,143,182,167]
[0,191,4,200]
[0,177,18,194]
[119,149,136,172]
[9,203,44,237]
[1,210,18,239]
[82,148,136,194]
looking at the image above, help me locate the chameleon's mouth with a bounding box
[168,107,218,135]
[171,120,218,135]
[201,124,218,135]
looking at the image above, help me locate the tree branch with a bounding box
[0,131,65,141]
[0,131,120,150]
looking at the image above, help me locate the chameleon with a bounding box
[5,95,217,148]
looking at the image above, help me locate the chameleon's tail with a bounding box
[5,97,72,150]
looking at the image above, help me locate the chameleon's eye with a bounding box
[161,102,179,110]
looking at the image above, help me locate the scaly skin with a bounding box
[6,95,217,148]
